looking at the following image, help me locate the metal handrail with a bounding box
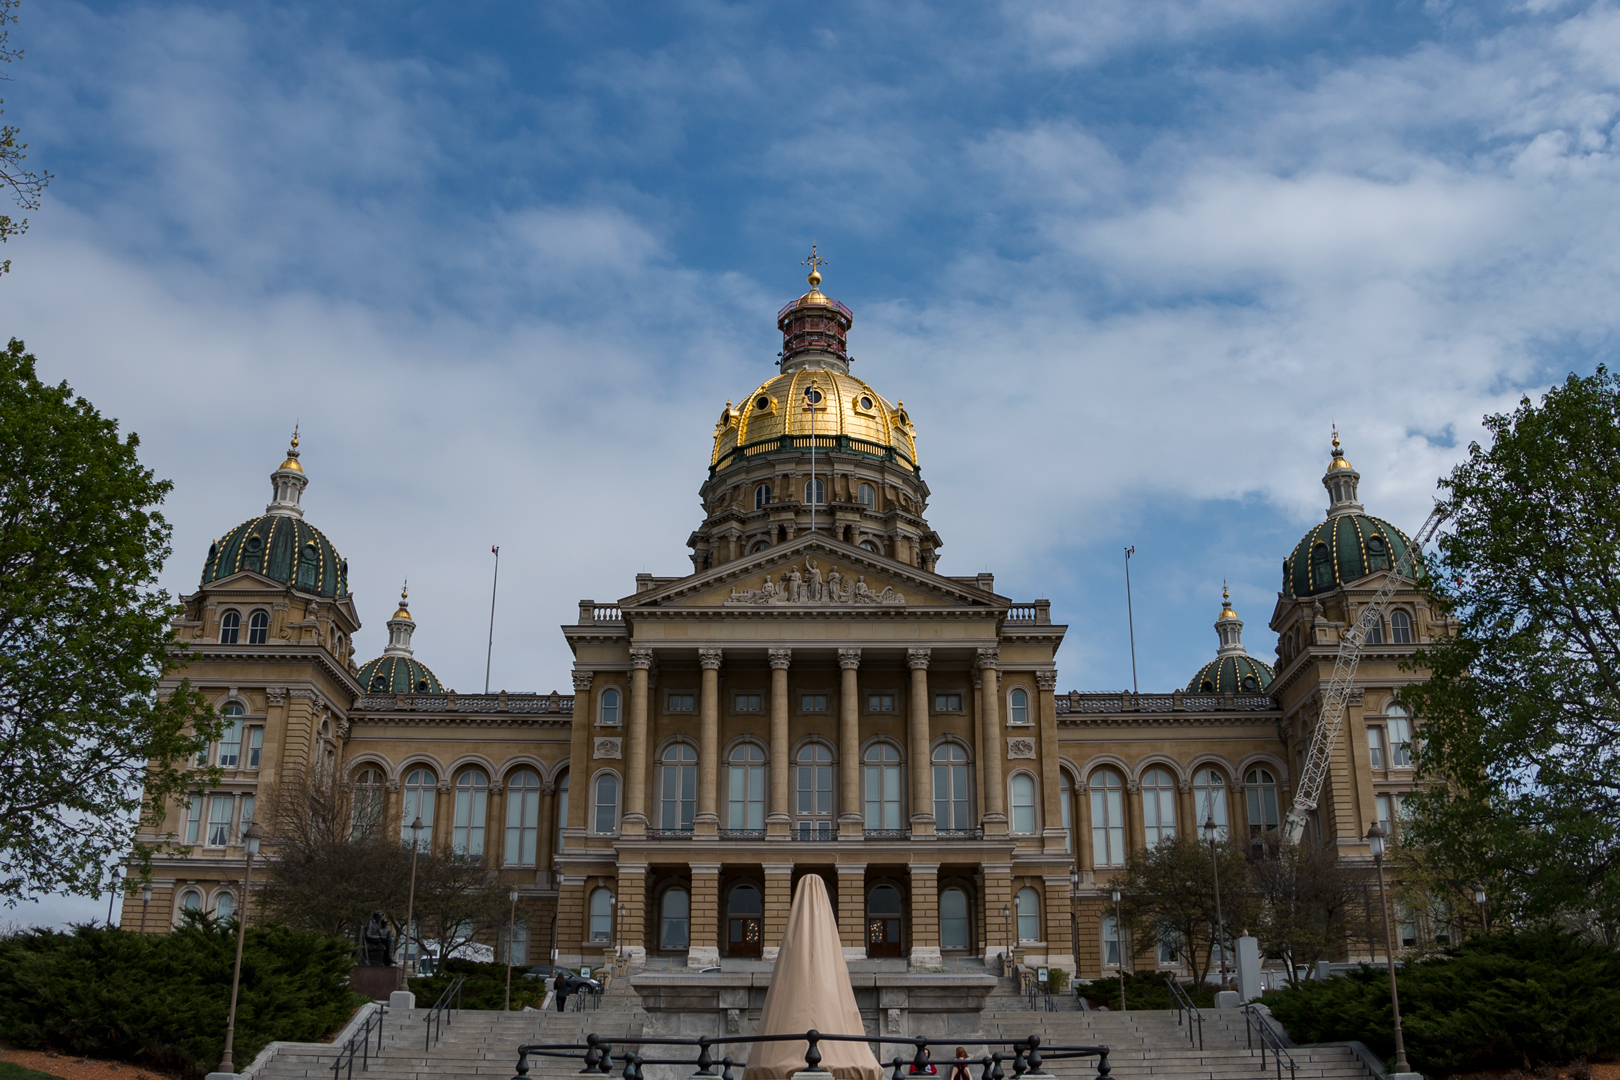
[329,1003,387,1080]
[424,975,466,1051]
[513,1031,1110,1080]
[1242,1004,1296,1080]
[1163,976,1203,1050]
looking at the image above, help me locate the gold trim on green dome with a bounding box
[712,369,919,468]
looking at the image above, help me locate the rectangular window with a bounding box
[238,794,255,840]
[1367,727,1385,769]
[1102,916,1121,967]
[185,796,203,844]
[1388,715,1414,768]
[1375,794,1392,836]
[800,693,830,713]
[206,796,234,847]
[217,719,241,769]
[933,693,963,713]
[866,693,897,713]
[666,693,695,713]
[1158,932,1179,965]
[733,693,763,713]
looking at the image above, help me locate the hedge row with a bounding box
[407,957,548,1011]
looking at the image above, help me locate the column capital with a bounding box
[909,862,940,875]
[906,647,931,670]
[572,670,595,692]
[1035,670,1059,691]
[699,648,724,670]
[629,648,654,670]
[976,647,1001,670]
[769,648,793,670]
[762,862,795,875]
[838,647,862,670]
[688,861,722,875]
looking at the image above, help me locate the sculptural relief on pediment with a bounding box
[724,558,905,607]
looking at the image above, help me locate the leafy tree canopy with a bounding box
[0,339,216,903]
[1404,367,1620,938]
[0,0,50,275]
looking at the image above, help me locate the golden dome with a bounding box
[392,581,412,621]
[1217,585,1239,620]
[712,368,919,471]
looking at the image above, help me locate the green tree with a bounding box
[1403,367,1620,940]
[1248,835,1359,982]
[1117,833,1257,984]
[0,0,50,275]
[0,339,216,904]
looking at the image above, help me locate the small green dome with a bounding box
[1282,513,1422,599]
[357,655,445,695]
[202,515,349,598]
[1187,654,1275,694]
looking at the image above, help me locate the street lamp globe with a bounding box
[1365,821,1386,859]
[1203,814,1218,839]
[1110,889,1121,904]
[1069,866,1079,891]
[509,888,520,904]
[1473,884,1487,905]
[242,821,264,858]
[141,884,153,902]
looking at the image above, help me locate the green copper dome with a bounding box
[1282,513,1422,599]
[357,654,445,695]
[202,515,350,598]
[1186,654,1275,694]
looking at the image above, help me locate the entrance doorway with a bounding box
[867,884,903,957]
[727,884,763,958]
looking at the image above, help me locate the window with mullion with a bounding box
[727,745,766,830]
[452,771,488,856]
[932,744,971,830]
[660,745,697,830]
[504,770,542,864]
[863,745,903,830]
[1090,771,1125,866]
[796,744,834,838]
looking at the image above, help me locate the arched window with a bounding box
[750,540,771,553]
[555,773,569,853]
[1008,688,1029,725]
[247,610,269,644]
[214,891,235,920]
[217,704,243,768]
[593,773,619,834]
[728,883,763,956]
[857,482,875,509]
[940,887,970,950]
[867,884,903,956]
[1010,774,1037,835]
[1090,769,1126,866]
[660,887,690,950]
[1192,768,1228,840]
[1366,535,1391,573]
[1365,616,1384,644]
[796,743,834,839]
[1387,705,1414,767]
[860,540,880,553]
[1391,610,1413,644]
[401,768,436,850]
[219,611,240,644]
[1015,886,1039,941]
[297,544,319,589]
[179,889,202,913]
[504,769,542,865]
[599,687,621,726]
[1245,768,1280,836]
[659,745,697,831]
[727,744,766,831]
[863,743,903,831]
[1060,772,1073,853]
[805,477,826,505]
[932,743,971,831]
[1311,542,1333,590]
[754,484,771,509]
[452,770,488,856]
[1102,914,1121,967]
[1141,767,1178,846]
[589,887,613,941]
[334,770,372,840]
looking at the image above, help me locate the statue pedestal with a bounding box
[350,965,405,1001]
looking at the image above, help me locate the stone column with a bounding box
[1043,875,1075,975]
[696,648,723,836]
[434,779,452,854]
[1076,778,1094,872]
[622,649,652,835]
[616,862,648,969]
[556,874,587,967]
[838,648,863,837]
[1127,779,1147,854]
[565,670,595,837]
[688,862,721,968]
[768,649,792,838]
[762,863,793,961]
[537,780,556,871]
[837,864,867,960]
[908,862,941,971]
[907,649,934,836]
[978,649,1008,835]
[982,863,1013,965]
[488,780,506,870]
[1036,671,1066,851]
[971,670,986,824]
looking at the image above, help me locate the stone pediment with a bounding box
[623,536,1002,612]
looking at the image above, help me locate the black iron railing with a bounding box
[647,828,695,840]
[1242,1004,1296,1080]
[936,828,985,840]
[863,829,911,840]
[329,1003,387,1080]
[718,829,767,840]
[424,975,465,1051]
[1164,976,1203,1050]
[513,1031,1109,1080]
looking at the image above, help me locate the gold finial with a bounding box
[402,580,409,602]
[1218,581,1239,620]
[393,579,412,621]
[278,422,304,473]
[1328,424,1354,471]
[291,422,300,450]
[802,244,828,290]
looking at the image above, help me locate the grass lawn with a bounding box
[0,1062,69,1080]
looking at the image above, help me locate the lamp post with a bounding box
[1366,824,1413,1077]
[216,822,264,1077]
[141,884,153,935]
[108,868,120,927]
[403,816,423,975]
[618,903,628,970]
[1069,865,1080,977]
[1001,905,1011,973]
[1111,888,1125,1011]
[504,888,520,1011]
[1473,883,1489,934]
[1204,814,1227,988]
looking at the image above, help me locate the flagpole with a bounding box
[1124,546,1139,695]
[485,545,500,694]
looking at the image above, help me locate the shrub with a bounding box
[408,957,547,1011]
[0,917,365,1078]
[1077,970,1215,1011]
[1261,929,1620,1073]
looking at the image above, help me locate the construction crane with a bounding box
[1280,504,1448,844]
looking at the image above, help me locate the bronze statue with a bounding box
[357,910,395,967]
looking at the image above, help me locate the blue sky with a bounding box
[5,1,1619,922]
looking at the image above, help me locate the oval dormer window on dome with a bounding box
[805,388,823,405]
[1311,542,1333,591]
[1366,535,1390,573]
[1200,679,1214,692]
[416,678,430,692]
[369,674,388,692]
[1242,675,1258,692]
[755,395,770,411]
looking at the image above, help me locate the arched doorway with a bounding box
[867,884,903,957]
[727,883,763,958]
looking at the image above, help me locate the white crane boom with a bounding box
[1280,505,1447,844]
